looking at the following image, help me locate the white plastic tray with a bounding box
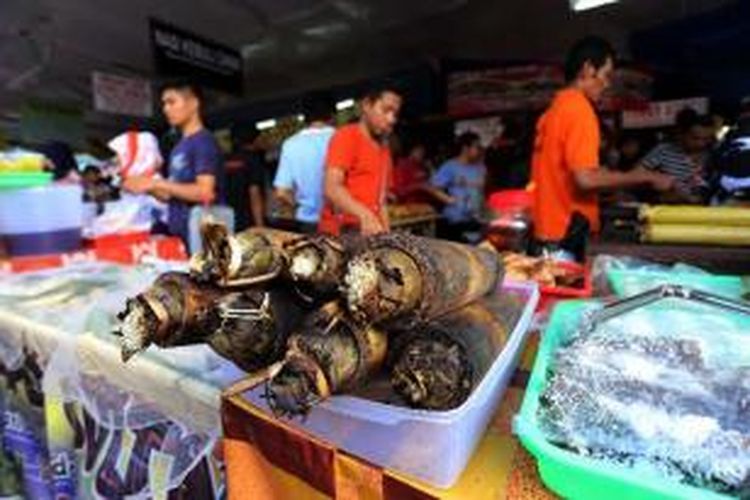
[245,281,539,488]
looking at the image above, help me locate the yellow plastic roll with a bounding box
[641,205,750,227]
[642,223,750,246]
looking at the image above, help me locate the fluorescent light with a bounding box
[570,0,618,11]
[297,114,305,122]
[255,119,277,131]
[336,98,355,111]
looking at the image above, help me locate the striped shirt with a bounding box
[640,142,708,193]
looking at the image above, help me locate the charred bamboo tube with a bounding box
[115,272,224,362]
[344,233,503,326]
[207,287,306,372]
[387,293,516,410]
[390,331,472,410]
[115,273,305,369]
[284,235,348,299]
[265,302,388,416]
[190,223,294,287]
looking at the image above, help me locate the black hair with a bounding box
[456,131,481,152]
[232,126,260,148]
[740,98,750,117]
[675,108,712,133]
[303,92,334,122]
[82,165,101,176]
[564,36,616,83]
[159,79,204,104]
[38,141,77,181]
[361,81,403,103]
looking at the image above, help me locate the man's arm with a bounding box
[325,167,384,235]
[427,163,458,205]
[420,185,457,204]
[273,188,296,208]
[152,175,216,203]
[573,166,674,193]
[273,142,297,208]
[250,185,265,227]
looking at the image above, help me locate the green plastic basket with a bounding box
[607,269,749,301]
[0,172,53,190]
[515,300,734,500]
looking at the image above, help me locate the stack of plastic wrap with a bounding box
[641,205,750,246]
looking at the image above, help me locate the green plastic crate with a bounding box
[515,300,733,500]
[607,269,749,301]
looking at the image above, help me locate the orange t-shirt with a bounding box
[531,88,601,241]
[319,124,392,235]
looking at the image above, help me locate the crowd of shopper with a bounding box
[26,37,750,250]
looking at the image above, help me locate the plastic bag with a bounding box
[83,196,167,238]
[187,205,235,255]
[590,255,711,297]
[538,296,750,496]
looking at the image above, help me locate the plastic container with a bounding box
[486,190,533,252]
[245,281,539,488]
[0,172,53,190]
[537,261,593,314]
[0,185,83,256]
[607,268,748,301]
[514,299,738,500]
[0,150,46,172]
[0,185,83,234]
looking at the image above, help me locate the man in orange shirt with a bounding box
[320,85,402,235]
[531,36,674,245]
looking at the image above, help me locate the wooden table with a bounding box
[390,213,440,237]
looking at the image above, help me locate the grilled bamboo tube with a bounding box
[115,273,305,369]
[190,223,295,287]
[115,272,224,362]
[344,233,503,326]
[284,234,348,299]
[264,302,388,416]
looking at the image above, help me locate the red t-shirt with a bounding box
[319,124,392,234]
[391,157,429,203]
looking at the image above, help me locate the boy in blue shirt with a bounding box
[123,80,223,243]
[431,132,487,242]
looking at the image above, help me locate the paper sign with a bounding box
[622,97,709,129]
[92,72,153,117]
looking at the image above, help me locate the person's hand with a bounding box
[359,211,385,236]
[122,176,155,194]
[648,172,676,193]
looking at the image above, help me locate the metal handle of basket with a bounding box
[584,284,750,332]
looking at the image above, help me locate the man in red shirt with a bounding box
[320,85,402,235]
[392,143,428,203]
[531,36,674,244]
